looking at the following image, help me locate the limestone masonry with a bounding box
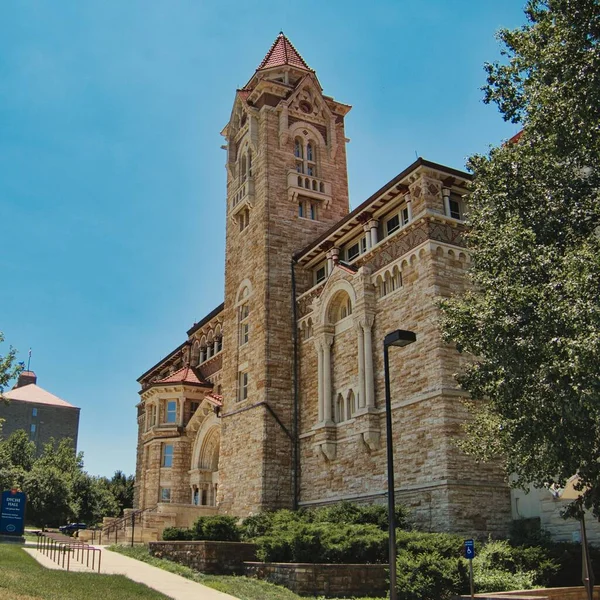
[134,33,512,537]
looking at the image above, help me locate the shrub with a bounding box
[395,530,465,559]
[472,540,539,592]
[240,512,275,540]
[253,521,388,564]
[161,526,193,541]
[396,550,468,600]
[311,500,409,531]
[192,515,240,542]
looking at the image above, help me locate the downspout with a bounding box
[291,257,299,510]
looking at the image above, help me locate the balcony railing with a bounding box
[287,171,332,204]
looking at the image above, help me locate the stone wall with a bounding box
[243,562,387,598]
[459,588,600,600]
[148,541,257,575]
[296,228,510,536]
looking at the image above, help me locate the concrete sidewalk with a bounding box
[24,545,238,600]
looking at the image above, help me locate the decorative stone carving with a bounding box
[318,441,336,461]
[362,431,381,452]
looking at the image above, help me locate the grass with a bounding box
[0,544,170,600]
[109,544,385,600]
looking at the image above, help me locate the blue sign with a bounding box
[0,489,27,536]
[464,539,475,559]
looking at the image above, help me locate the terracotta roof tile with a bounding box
[257,32,310,72]
[155,366,208,387]
[205,393,223,407]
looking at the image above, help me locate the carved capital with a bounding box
[360,314,375,330]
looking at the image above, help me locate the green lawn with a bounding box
[0,544,170,600]
[109,544,385,600]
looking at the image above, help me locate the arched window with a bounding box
[327,290,353,324]
[237,285,250,347]
[335,394,345,423]
[294,137,318,177]
[191,341,200,366]
[247,150,253,178]
[240,154,247,182]
[306,141,316,176]
[346,390,356,418]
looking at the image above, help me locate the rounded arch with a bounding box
[319,279,357,325]
[236,279,253,304]
[288,121,326,148]
[326,290,353,324]
[191,340,201,365]
[191,412,221,472]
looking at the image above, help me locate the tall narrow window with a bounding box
[160,487,171,502]
[166,400,177,423]
[239,303,249,345]
[162,444,173,467]
[306,141,316,176]
[449,197,461,220]
[238,371,249,401]
[241,154,247,182]
[32,408,37,417]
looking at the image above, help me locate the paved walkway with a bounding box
[24,545,238,600]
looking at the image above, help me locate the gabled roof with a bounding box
[154,366,209,388]
[3,384,78,409]
[256,32,311,72]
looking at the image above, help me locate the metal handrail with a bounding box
[100,504,157,545]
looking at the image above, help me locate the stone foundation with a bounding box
[460,588,599,600]
[148,540,257,574]
[243,562,387,598]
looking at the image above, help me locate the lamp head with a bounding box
[384,329,416,348]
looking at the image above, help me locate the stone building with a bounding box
[1,371,80,453]
[134,33,511,536]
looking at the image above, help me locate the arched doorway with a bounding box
[190,414,220,507]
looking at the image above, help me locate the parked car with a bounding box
[59,523,87,534]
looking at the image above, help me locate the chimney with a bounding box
[15,371,37,388]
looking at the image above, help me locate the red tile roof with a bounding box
[257,32,311,72]
[205,393,223,407]
[155,366,208,387]
[4,384,77,408]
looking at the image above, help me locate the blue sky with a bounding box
[0,1,525,478]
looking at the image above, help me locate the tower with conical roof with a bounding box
[217,33,351,514]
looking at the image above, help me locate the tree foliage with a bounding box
[441,0,600,518]
[0,432,133,527]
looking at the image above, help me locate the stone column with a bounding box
[369,219,379,246]
[179,396,186,427]
[323,334,334,424]
[442,188,451,217]
[406,195,413,221]
[356,322,366,409]
[363,223,372,249]
[362,316,375,408]
[315,339,324,423]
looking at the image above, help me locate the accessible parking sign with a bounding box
[0,489,27,536]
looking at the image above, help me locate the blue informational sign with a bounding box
[464,538,475,559]
[0,489,27,536]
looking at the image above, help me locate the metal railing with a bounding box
[36,532,102,573]
[100,505,157,546]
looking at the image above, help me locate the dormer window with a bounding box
[449,196,462,220]
[344,236,367,262]
[314,261,327,284]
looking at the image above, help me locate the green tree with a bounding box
[106,470,135,515]
[23,466,71,527]
[0,430,36,471]
[0,332,22,400]
[441,0,600,518]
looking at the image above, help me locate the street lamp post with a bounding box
[383,329,416,600]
